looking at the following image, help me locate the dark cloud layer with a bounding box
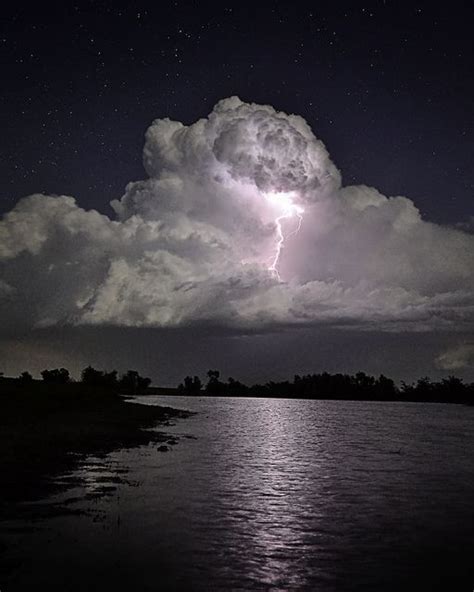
[1,326,472,386]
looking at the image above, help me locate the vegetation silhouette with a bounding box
[177,370,474,404]
[41,367,71,384]
[79,366,151,394]
[177,375,202,395]
[118,370,151,395]
[81,365,118,388]
[19,371,33,384]
[0,366,472,404]
[0,366,152,397]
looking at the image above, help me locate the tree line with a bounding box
[2,366,472,404]
[1,366,151,395]
[178,370,474,404]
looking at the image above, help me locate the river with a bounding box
[3,396,474,591]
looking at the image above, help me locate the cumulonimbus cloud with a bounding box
[0,97,473,333]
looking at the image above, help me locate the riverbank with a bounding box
[0,383,190,521]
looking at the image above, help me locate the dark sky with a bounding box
[1,0,473,223]
[1,1,473,385]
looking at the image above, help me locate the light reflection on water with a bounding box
[3,397,474,591]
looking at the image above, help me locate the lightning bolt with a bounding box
[264,192,304,280]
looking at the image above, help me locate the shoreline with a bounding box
[0,386,191,521]
[147,389,474,405]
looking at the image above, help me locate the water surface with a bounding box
[3,397,474,591]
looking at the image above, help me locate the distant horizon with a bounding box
[2,364,473,391]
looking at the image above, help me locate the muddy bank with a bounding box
[0,384,191,521]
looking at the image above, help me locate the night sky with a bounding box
[1,1,473,384]
[2,1,473,222]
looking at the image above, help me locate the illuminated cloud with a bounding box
[0,97,473,333]
[435,344,474,370]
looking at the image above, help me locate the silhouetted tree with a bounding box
[226,377,248,396]
[206,370,224,395]
[401,375,471,404]
[103,370,118,387]
[414,377,434,401]
[81,366,118,387]
[82,366,102,385]
[374,374,397,400]
[119,370,151,394]
[19,371,33,384]
[436,376,467,403]
[178,375,202,395]
[41,368,71,384]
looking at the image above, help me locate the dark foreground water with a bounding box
[2,397,474,591]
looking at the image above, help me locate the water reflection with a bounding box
[3,397,474,591]
[214,401,309,588]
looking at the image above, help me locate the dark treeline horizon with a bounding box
[177,370,474,405]
[1,365,473,405]
[0,366,152,396]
